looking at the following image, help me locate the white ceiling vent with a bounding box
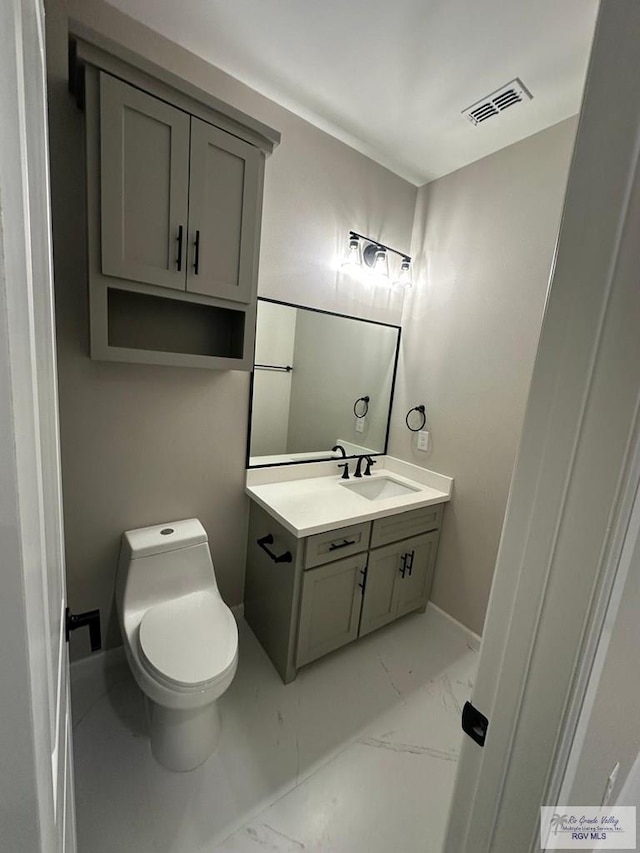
[462,78,533,126]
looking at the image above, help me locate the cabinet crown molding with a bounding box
[68,21,281,156]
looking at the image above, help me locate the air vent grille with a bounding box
[463,78,532,126]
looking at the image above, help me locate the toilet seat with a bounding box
[138,590,237,689]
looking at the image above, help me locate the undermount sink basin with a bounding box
[342,475,421,501]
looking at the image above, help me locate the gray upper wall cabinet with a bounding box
[100,74,191,290]
[70,30,279,371]
[100,73,260,305]
[187,118,259,303]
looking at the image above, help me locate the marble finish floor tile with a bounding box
[72,606,477,853]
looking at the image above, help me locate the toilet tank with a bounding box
[116,519,218,616]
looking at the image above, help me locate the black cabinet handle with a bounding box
[399,550,416,579]
[65,607,102,652]
[193,229,200,274]
[257,533,292,564]
[406,549,415,577]
[176,225,184,271]
[358,567,367,593]
[329,538,356,551]
[399,553,408,579]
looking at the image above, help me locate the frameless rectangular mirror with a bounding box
[248,298,401,467]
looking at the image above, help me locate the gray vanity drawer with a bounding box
[304,521,372,569]
[371,504,444,549]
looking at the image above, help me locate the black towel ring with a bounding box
[353,395,370,418]
[405,405,426,432]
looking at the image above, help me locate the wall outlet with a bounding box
[355,417,365,434]
[417,430,430,452]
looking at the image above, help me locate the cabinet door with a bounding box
[296,554,366,668]
[100,73,190,289]
[186,117,261,303]
[395,531,439,619]
[359,541,404,637]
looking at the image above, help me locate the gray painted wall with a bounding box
[45,0,416,657]
[389,118,577,636]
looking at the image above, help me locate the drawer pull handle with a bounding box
[329,538,356,551]
[257,534,292,564]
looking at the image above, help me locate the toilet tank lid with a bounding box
[121,519,208,558]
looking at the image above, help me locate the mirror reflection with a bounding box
[249,299,401,466]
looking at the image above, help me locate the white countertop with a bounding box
[245,457,453,538]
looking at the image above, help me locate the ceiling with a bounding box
[106,0,600,185]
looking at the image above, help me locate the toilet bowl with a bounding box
[115,519,238,771]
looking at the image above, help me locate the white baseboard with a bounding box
[427,601,482,650]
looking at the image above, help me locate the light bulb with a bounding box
[372,247,388,279]
[394,257,413,287]
[342,234,362,269]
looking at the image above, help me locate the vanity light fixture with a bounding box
[370,246,389,278]
[343,231,412,286]
[341,233,363,269]
[394,256,413,288]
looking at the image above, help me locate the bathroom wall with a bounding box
[389,118,577,635]
[45,0,417,657]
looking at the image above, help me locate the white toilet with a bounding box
[115,518,238,772]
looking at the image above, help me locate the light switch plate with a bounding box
[355,417,365,433]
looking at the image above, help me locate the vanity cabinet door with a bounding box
[296,553,366,667]
[360,531,440,636]
[186,117,261,303]
[395,531,439,619]
[100,73,190,290]
[359,541,403,637]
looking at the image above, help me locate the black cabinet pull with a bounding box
[193,229,200,274]
[358,567,367,593]
[65,607,102,652]
[176,225,184,271]
[257,533,292,564]
[329,538,356,551]
[399,553,407,578]
[406,549,415,577]
[399,550,416,579]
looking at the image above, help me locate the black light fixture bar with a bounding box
[349,230,411,263]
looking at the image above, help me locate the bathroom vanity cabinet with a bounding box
[244,501,444,682]
[70,31,279,370]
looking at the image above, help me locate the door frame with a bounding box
[443,2,640,850]
[0,0,76,850]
